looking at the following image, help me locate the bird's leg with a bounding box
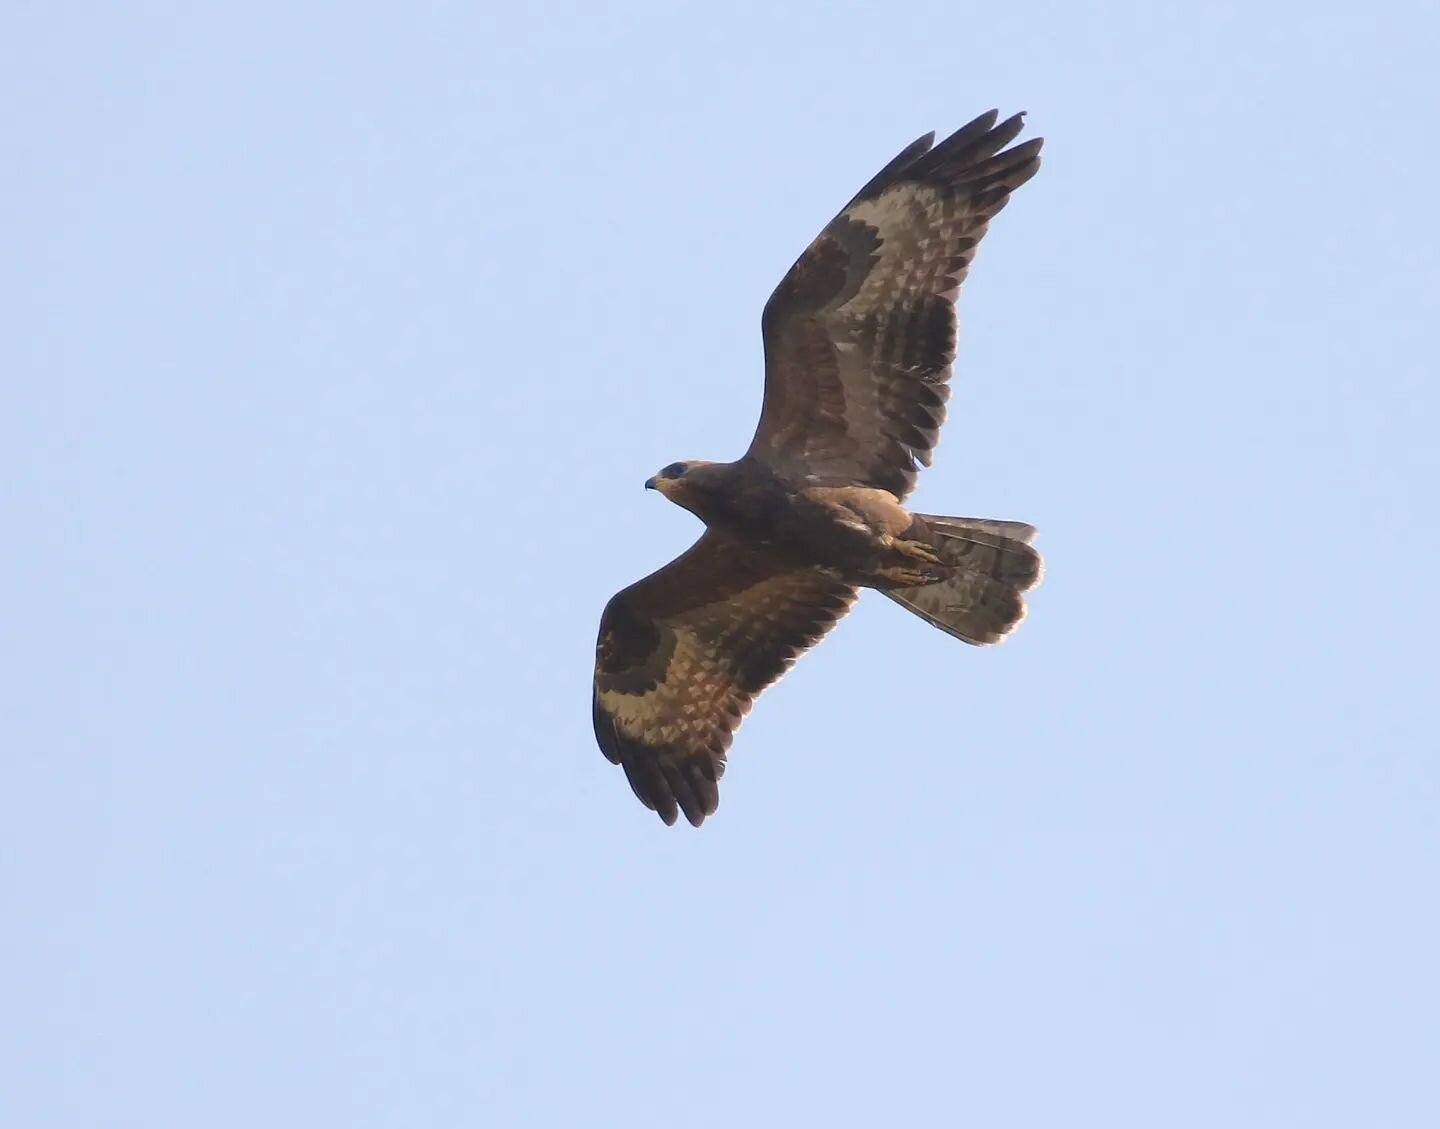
[873,564,944,588]
[892,537,944,565]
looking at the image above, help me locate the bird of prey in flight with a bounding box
[593,110,1044,826]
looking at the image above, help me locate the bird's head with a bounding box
[645,460,720,513]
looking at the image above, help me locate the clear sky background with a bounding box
[4,2,1438,1126]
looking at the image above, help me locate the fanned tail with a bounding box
[881,515,1042,644]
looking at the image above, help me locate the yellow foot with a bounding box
[875,565,942,587]
[894,538,943,565]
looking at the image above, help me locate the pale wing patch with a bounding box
[843,185,951,311]
[599,630,736,741]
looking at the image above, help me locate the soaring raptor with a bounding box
[594,110,1044,826]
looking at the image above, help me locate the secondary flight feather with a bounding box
[594,110,1044,826]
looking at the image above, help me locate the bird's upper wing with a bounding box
[593,531,857,826]
[749,110,1042,500]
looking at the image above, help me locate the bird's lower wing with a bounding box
[593,532,856,826]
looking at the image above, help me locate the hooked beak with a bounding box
[644,476,658,491]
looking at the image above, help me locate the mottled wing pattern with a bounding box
[751,109,1042,500]
[593,532,857,826]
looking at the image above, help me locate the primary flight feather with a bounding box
[593,109,1044,826]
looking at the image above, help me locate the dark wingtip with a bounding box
[1006,110,1046,153]
[664,759,719,828]
[618,752,721,827]
[846,130,938,207]
[909,109,1035,182]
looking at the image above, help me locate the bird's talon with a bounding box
[876,565,940,587]
[896,538,943,565]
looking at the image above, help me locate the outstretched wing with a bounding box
[750,109,1042,500]
[593,532,856,826]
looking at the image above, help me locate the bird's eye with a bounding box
[661,462,687,479]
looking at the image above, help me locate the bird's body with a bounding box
[594,110,1045,826]
[650,459,930,585]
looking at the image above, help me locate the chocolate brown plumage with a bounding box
[594,111,1044,826]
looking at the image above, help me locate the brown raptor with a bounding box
[593,110,1044,826]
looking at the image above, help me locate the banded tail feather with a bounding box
[881,514,1042,645]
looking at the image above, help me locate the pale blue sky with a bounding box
[4,2,1438,1126]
